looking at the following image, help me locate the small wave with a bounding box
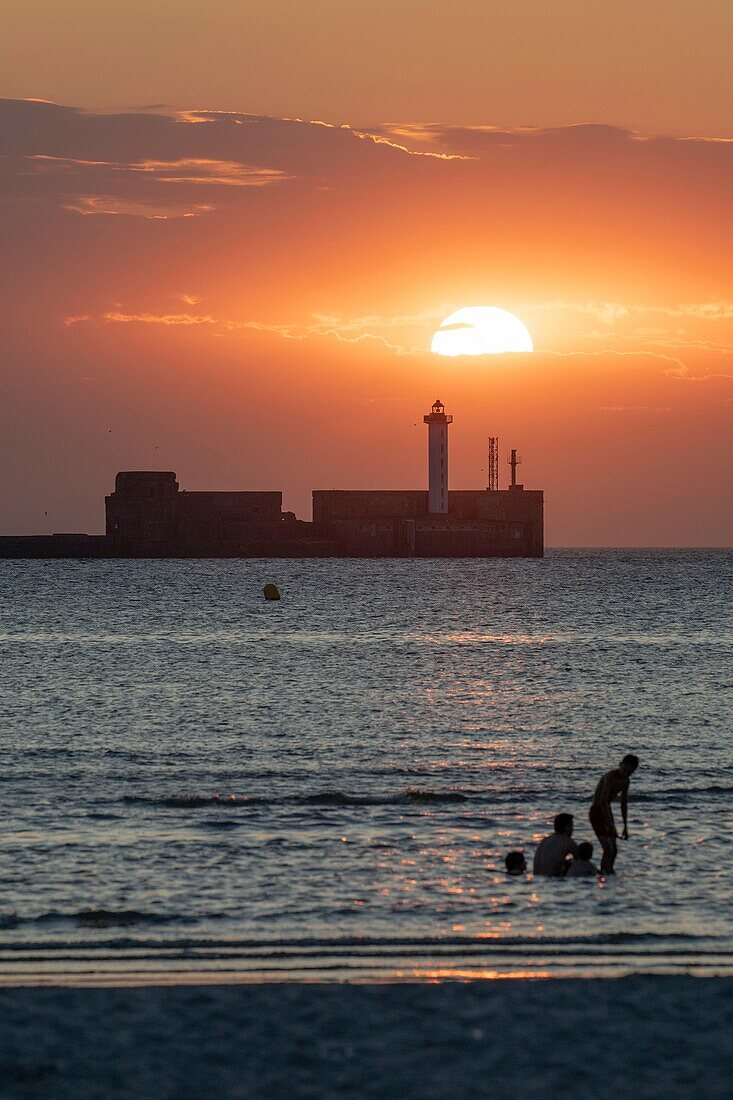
[63,909,173,928]
[0,929,715,953]
[2,909,228,930]
[404,789,469,804]
[304,791,377,806]
[635,784,733,801]
[75,909,172,928]
[302,790,468,807]
[124,788,471,811]
[22,747,77,758]
[123,794,268,808]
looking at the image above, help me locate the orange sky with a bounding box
[4,1,733,136]
[1,5,732,545]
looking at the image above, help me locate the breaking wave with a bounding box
[0,909,236,930]
[122,788,471,810]
[120,783,733,812]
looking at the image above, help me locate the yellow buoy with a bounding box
[263,583,281,601]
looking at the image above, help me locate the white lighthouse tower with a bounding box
[423,399,452,514]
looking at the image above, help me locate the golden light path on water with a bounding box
[2,554,731,983]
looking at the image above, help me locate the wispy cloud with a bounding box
[351,129,472,161]
[101,311,217,325]
[30,154,287,188]
[16,152,288,216]
[600,405,671,413]
[530,300,733,324]
[62,196,214,218]
[544,347,733,383]
[529,301,631,324]
[62,302,733,374]
[65,308,424,354]
[543,347,691,375]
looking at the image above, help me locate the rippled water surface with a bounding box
[1,552,731,982]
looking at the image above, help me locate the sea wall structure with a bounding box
[313,489,543,557]
[105,472,298,557]
[0,401,543,558]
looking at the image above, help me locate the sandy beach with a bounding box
[1,977,731,1099]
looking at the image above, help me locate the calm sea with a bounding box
[1,552,731,983]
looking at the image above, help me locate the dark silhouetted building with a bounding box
[313,488,543,557]
[0,400,543,558]
[105,472,287,556]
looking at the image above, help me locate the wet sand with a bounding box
[1,976,731,1098]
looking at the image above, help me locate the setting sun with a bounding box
[431,307,534,356]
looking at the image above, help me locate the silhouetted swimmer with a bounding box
[533,814,578,876]
[504,851,527,875]
[589,754,639,874]
[566,841,598,878]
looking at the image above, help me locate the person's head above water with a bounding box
[620,754,639,776]
[505,851,527,875]
[577,841,593,861]
[554,813,574,836]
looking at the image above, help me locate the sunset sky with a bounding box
[2,2,732,545]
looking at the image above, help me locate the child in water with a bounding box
[566,841,598,878]
[504,851,527,875]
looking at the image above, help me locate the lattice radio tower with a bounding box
[487,437,499,491]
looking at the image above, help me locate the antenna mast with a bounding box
[488,437,499,491]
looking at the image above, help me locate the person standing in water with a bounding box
[589,754,639,874]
